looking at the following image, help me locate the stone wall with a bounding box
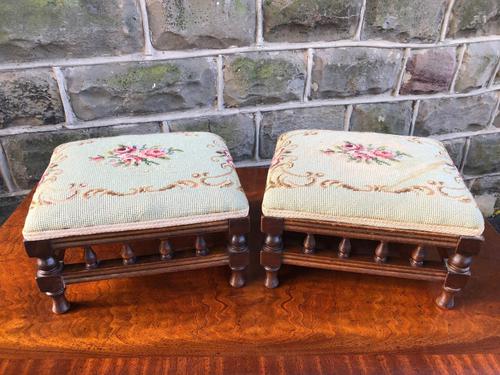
[0,0,499,223]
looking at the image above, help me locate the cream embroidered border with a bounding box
[262,208,484,237]
[23,208,249,241]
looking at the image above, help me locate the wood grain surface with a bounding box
[0,168,499,374]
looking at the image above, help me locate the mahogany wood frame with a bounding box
[260,216,483,309]
[24,216,250,314]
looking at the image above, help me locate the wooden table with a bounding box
[0,167,499,374]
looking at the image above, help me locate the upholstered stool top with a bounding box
[262,130,484,236]
[23,132,249,241]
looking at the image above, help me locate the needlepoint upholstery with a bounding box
[262,130,484,236]
[23,132,249,241]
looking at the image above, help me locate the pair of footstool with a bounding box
[22,130,484,313]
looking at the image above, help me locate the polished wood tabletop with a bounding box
[0,167,499,374]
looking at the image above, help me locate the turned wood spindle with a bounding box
[36,257,70,314]
[196,235,209,256]
[303,233,316,254]
[374,241,389,264]
[435,253,473,309]
[338,238,351,259]
[262,234,283,289]
[121,243,136,265]
[159,239,174,260]
[83,246,98,269]
[228,234,248,288]
[410,245,426,267]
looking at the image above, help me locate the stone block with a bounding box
[447,0,500,38]
[350,101,413,135]
[454,42,500,93]
[168,114,255,161]
[263,0,363,42]
[400,48,457,95]
[414,94,497,136]
[469,174,500,216]
[224,52,306,107]
[146,0,256,49]
[259,106,345,159]
[64,60,217,121]
[311,48,403,99]
[463,132,500,176]
[441,138,466,167]
[0,69,64,127]
[362,0,448,42]
[1,123,160,189]
[0,0,144,63]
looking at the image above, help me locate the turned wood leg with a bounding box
[121,243,136,265]
[228,234,249,288]
[260,234,283,289]
[195,236,209,256]
[436,253,472,309]
[159,239,174,260]
[84,246,98,269]
[410,245,425,267]
[338,238,351,259]
[36,256,70,314]
[374,241,389,264]
[303,234,316,254]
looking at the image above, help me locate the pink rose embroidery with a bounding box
[322,142,410,165]
[113,145,137,155]
[90,144,182,167]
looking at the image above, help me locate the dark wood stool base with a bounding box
[260,216,483,309]
[25,217,250,314]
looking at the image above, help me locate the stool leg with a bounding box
[84,246,98,269]
[436,253,472,309]
[303,234,316,254]
[195,236,209,256]
[374,241,389,263]
[36,256,70,314]
[261,233,283,289]
[338,238,351,258]
[410,245,425,267]
[159,240,174,260]
[121,243,136,265]
[228,234,249,288]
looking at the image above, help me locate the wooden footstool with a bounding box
[23,132,250,314]
[260,130,484,309]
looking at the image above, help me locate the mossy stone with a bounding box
[224,52,306,107]
[414,94,497,136]
[146,0,255,50]
[362,0,448,42]
[64,60,216,121]
[0,0,143,63]
[463,133,500,176]
[0,69,64,127]
[263,0,363,42]
[448,0,499,38]
[350,102,413,135]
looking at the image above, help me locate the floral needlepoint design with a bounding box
[215,149,235,168]
[322,142,411,165]
[90,144,183,167]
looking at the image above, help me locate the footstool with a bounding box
[260,130,484,309]
[23,132,250,314]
